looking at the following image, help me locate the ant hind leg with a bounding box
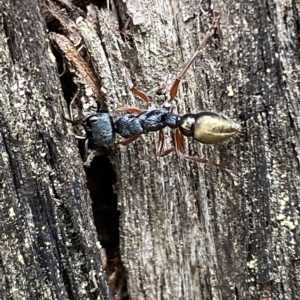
[174,128,240,182]
[156,129,174,157]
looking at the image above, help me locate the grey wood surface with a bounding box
[0,0,299,299]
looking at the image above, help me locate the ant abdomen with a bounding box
[179,111,241,144]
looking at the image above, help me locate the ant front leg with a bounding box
[130,87,151,105]
[117,107,143,114]
[125,69,151,106]
[163,11,221,109]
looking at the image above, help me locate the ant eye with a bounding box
[87,115,99,123]
[178,114,195,137]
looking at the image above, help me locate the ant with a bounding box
[65,12,241,174]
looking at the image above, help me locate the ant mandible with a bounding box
[65,12,241,172]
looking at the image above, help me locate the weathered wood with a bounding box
[106,0,300,299]
[1,0,299,299]
[0,0,111,299]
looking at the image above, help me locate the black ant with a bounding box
[65,12,241,173]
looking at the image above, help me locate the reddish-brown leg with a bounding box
[117,107,143,114]
[156,129,174,157]
[174,128,210,164]
[125,69,151,105]
[130,87,151,104]
[163,11,221,108]
[174,129,239,180]
[118,134,141,146]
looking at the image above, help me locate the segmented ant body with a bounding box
[65,12,241,171]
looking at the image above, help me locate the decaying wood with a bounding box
[0,0,299,299]
[0,0,111,299]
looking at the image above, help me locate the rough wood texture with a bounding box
[1,0,299,299]
[111,1,300,299]
[0,1,111,299]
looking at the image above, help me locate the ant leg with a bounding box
[156,130,174,157]
[62,85,81,123]
[116,108,143,146]
[164,11,221,107]
[174,129,239,181]
[62,115,83,125]
[69,86,81,121]
[125,69,151,105]
[174,129,210,164]
[75,135,86,140]
[83,139,89,161]
[130,87,151,105]
[117,107,143,114]
[119,134,141,146]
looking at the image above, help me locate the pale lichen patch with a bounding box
[9,207,15,217]
[226,85,234,96]
[281,220,296,230]
[247,258,258,270]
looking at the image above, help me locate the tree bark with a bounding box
[0,1,111,299]
[1,0,299,300]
